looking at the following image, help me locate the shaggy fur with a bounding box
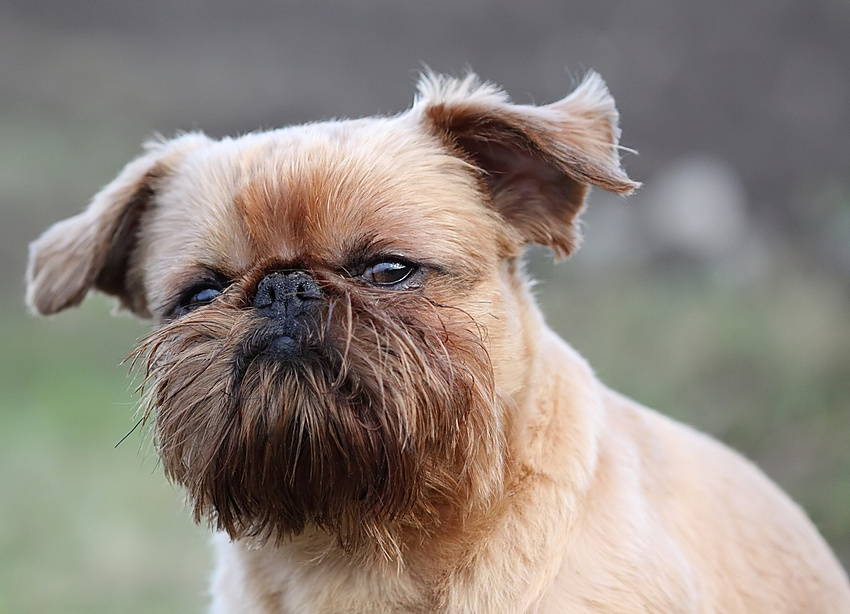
[27,71,850,612]
[135,284,500,559]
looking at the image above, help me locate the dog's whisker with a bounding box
[114,416,145,449]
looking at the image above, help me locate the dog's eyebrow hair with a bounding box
[338,236,400,274]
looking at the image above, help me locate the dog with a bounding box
[26,70,850,613]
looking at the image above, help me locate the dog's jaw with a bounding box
[205,328,608,614]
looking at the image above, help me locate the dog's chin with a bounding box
[135,293,504,557]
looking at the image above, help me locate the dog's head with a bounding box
[26,72,636,556]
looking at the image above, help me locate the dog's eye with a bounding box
[189,287,221,305]
[173,285,222,316]
[362,261,416,286]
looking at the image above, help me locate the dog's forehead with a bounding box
[146,116,503,292]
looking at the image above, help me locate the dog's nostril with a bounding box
[253,280,274,309]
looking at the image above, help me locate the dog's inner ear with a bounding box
[453,125,590,257]
[93,180,156,305]
[419,72,639,257]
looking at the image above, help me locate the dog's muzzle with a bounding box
[250,270,322,359]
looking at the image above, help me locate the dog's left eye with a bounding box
[362,261,417,286]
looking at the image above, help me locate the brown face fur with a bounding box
[26,72,636,558]
[133,131,511,555]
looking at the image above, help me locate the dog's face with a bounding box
[26,72,636,556]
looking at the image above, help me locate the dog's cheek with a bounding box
[338,293,506,498]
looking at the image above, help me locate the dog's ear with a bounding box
[26,133,209,317]
[416,71,639,257]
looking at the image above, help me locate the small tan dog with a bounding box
[27,71,850,613]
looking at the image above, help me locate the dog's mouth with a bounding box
[239,319,320,363]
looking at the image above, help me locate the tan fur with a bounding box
[26,71,850,612]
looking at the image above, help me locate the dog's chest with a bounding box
[210,535,435,614]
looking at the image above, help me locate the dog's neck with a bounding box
[493,272,604,494]
[210,322,605,613]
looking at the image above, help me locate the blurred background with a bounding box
[1,1,848,612]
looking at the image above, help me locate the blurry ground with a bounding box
[1,2,848,612]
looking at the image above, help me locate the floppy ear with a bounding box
[26,133,209,317]
[416,71,639,256]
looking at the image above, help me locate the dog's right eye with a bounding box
[189,287,221,305]
[173,285,222,316]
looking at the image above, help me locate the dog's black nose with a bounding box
[253,271,322,320]
[250,271,322,360]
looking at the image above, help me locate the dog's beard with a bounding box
[134,288,503,557]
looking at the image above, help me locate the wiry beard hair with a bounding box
[134,285,505,559]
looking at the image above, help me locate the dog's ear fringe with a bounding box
[415,69,511,109]
[25,132,210,317]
